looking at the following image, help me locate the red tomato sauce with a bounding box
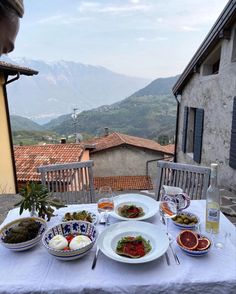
[123,240,145,257]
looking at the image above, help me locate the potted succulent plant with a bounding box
[15,182,66,221]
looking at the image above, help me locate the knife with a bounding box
[165,252,170,266]
[91,247,100,270]
[169,242,180,265]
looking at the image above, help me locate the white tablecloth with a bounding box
[0,200,236,294]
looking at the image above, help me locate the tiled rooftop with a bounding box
[14,144,84,181]
[84,132,174,155]
[94,175,153,191]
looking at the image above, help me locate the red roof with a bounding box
[94,176,153,191]
[84,132,174,155]
[14,144,84,181]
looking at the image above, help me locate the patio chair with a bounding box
[155,160,211,200]
[37,160,95,204]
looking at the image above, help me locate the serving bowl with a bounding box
[172,211,200,229]
[176,233,211,256]
[0,217,46,251]
[42,221,97,261]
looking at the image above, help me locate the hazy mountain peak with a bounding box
[3,57,150,124]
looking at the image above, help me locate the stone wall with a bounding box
[90,145,167,181]
[177,22,236,191]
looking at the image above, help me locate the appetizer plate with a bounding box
[110,194,159,221]
[97,221,169,264]
[172,211,200,229]
[62,210,98,224]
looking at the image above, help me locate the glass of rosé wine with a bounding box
[97,186,114,225]
[159,190,178,240]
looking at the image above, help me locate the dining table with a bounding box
[0,199,235,294]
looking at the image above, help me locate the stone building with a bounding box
[173,0,236,191]
[84,131,174,181]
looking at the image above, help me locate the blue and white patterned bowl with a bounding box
[177,234,211,256]
[42,221,97,261]
[172,211,200,229]
[0,217,46,251]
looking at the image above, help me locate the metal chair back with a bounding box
[37,160,95,204]
[155,160,210,200]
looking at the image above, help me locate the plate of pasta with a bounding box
[110,194,158,221]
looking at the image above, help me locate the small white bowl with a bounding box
[0,217,46,251]
[42,221,97,261]
[172,211,200,229]
[176,233,211,256]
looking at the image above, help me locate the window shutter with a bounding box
[182,106,189,153]
[193,108,204,163]
[229,97,236,169]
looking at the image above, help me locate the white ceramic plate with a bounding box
[110,194,159,221]
[97,221,169,264]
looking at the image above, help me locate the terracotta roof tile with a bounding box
[94,176,153,191]
[84,132,174,155]
[14,144,84,181]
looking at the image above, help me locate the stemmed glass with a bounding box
[159,192,178,240]
[97,186,114,226]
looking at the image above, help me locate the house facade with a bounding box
[0,61,37,194]
[85,132,174,181]
[13,141,156,192]
[173,0,236,191]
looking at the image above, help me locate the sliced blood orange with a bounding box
[178,230,198,250]
[196,237,211,251]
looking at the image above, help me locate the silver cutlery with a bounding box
[168,240,180,265]
[91,247,100,270]
[164,252,170,266]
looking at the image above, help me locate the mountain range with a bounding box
[2,57,150,124]
[6,55,180,142]
[44,75,179,139]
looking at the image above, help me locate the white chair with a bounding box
[37,160,95,204]
[155,160,210,200]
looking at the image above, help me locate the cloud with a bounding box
[37,14,92,25]
[180,26,200,32]
[130,0,140,4]
[77,1,151,15]
[37,14,66,25]
[136,36,168,42]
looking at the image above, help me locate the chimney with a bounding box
[60,138,66,144]
[104,127,109,136]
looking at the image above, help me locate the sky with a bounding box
[10,0,229,79]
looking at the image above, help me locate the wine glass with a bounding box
[159,192,178,240]
[97,186,114,225]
